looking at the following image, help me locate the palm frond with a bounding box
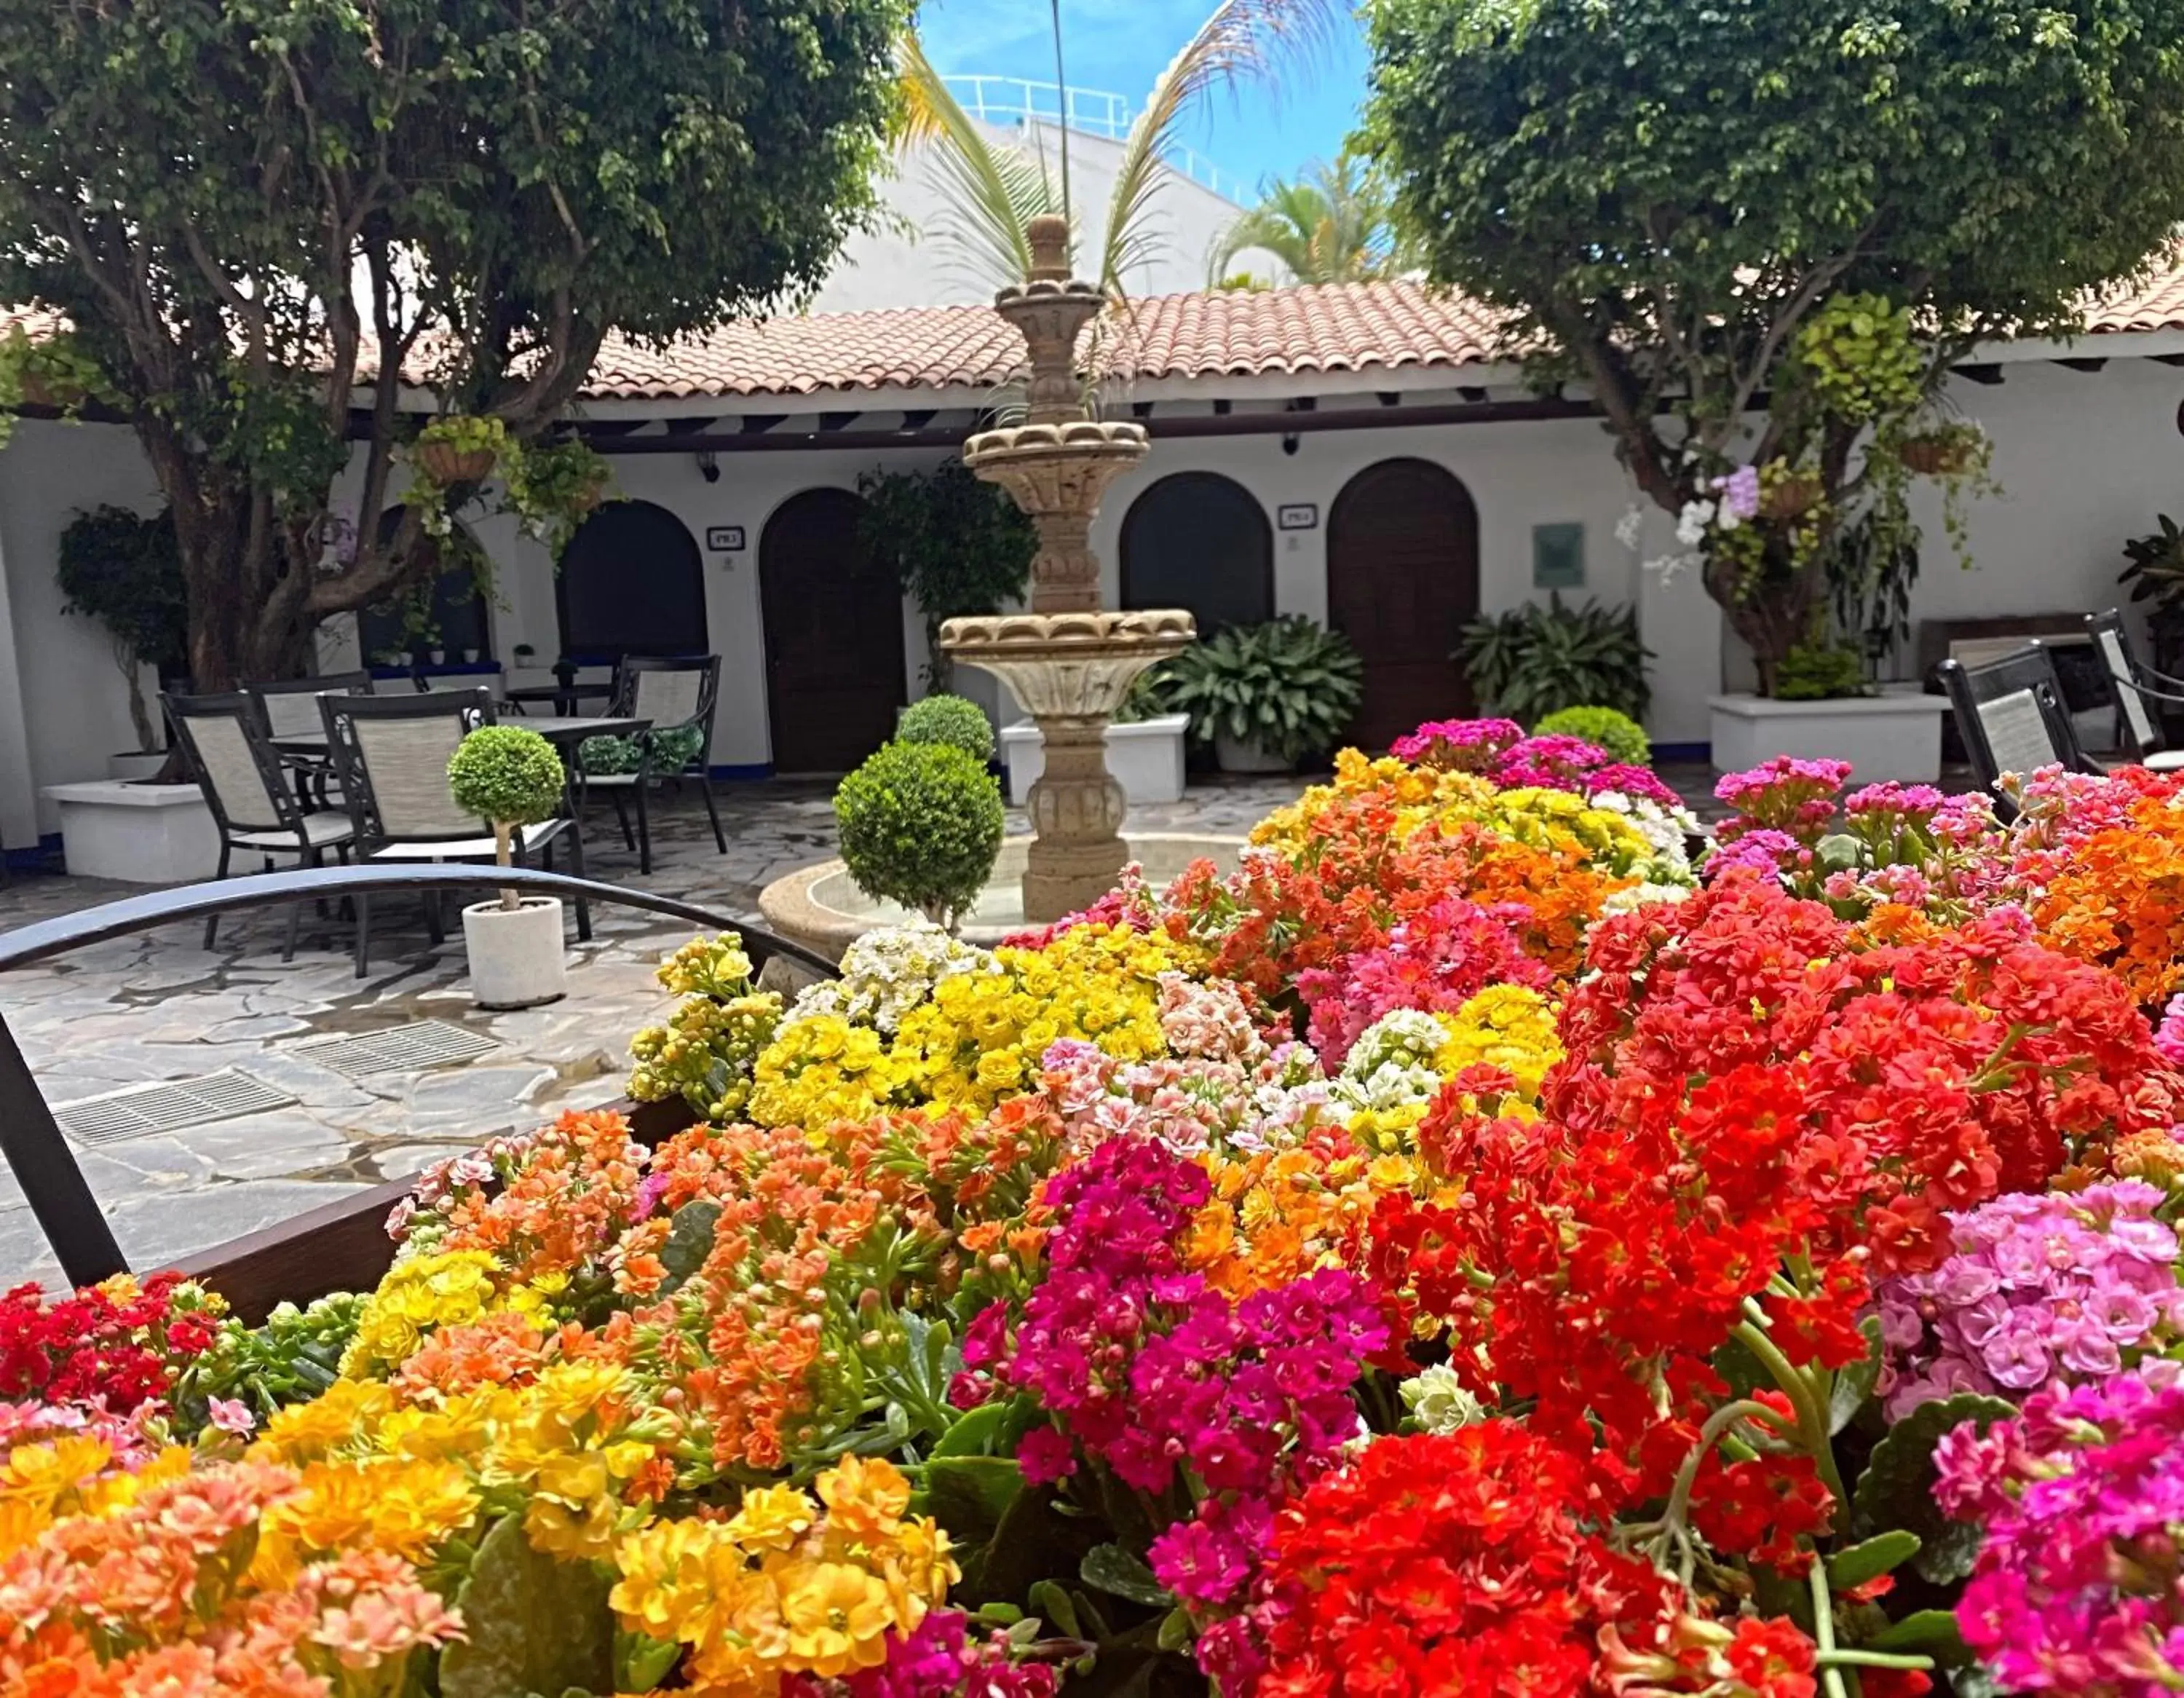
[1102,0,1341,299]
[895,32,1063,292]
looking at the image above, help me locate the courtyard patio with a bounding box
[0,774,1329,1284]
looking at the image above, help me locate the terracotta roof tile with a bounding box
[2081,264,2184,335]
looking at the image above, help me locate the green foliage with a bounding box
[1365,0,2184,675]
[1774,641,1871,701]
[448,726,566,829]
[438,1514,615,1698]
[504,438,615,556]
[1533,706,1649,765]
[0,323,117,444]
[1851,1391,2017,1586]
[898,694,998,762]
[1153,617,1364,765]
[170,1292,364,1433]
[834,741,1005,929]
[413,415,510,470]
[57,505,189,751]
[2122,515,2184,625]
[855,462,1034,689]
[0,0,911,687]
[1457,596,1652,724]
[1208,143,1412,287]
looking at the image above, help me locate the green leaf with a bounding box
[931,1399,1010,1458]
[616,1629,682,1693]
[1825,1529,1921,1592]
[918,1454,1024,1550]
[657,1199,721,1295]
[439,1515,616,1698]
[1851,1393,2016,1585]
[1829,1314,1886,1434]
[1868,1608,1971,1666]
[1029,1579,1082,1640]
[1080,1543,1176,1608]
[1156,1606,1194,1652]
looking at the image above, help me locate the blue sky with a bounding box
[916,0,1370,200]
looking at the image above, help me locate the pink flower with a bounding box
[206,1398,256,1437]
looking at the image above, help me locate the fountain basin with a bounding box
[758,832,1246,963]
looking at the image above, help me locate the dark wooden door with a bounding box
[1326,459,1479,750]
[558,500,706,660]
[760,488,906,773]
[1121,472,1274,636]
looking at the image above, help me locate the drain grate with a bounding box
[54,1071,298,1147]
[291,1019,501,1080]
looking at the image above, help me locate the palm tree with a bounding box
[896,0,1339,301]
[1207,146,1410,288]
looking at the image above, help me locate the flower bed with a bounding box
[8,730,2184,1696]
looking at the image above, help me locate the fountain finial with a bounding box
[1026,214,1071,283]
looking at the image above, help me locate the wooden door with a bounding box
[557,500,706,660]
[760,488,906,773]
[1120,472,1274,636]
[1326,459,1479,750]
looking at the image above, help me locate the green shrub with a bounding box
[897,694,996,763]
[834,741,1004,930]
[1533,706,1650,766]
[448,725,566,905]
[56,505,187,754]
[1457,596,1652,724]
[1152,616,1364,765]
[1773,641,1870,702]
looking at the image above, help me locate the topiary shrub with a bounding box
[1533,706,1650,767]
[897,694,996,763]
[448,725,566,908]
[834,741,1005,931]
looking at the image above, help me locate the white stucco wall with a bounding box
[4,349,2183,847]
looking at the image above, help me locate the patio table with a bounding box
[269,716,650,757]
[504,682,614,716]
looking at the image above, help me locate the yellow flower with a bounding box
[253,1378,395,1464]
[813,1456,911,1542]
[341,1249,506,1377]
[778,1560,898,1678]
[728,1482,816,1552]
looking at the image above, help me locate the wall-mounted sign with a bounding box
[1277,503,1319,532]
[706,525,746,553]
[1532,521,1586,590]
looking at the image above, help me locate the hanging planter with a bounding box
[1896,424,1987,478]
[411,415,509,487]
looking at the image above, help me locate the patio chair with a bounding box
[162,691,356,959]
[2085,609,2184,772]
[579,655,727,874]
[317,688,591,975]
[245,671,373,805]
[1935,646,2100,820]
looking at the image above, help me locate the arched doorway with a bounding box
[557,500,706,661]
[1326,459,1480,750]
[1120,472,1274,636]
[760,487,906,773]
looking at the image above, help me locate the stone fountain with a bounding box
[941,215,1196,922]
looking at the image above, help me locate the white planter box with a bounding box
[1708,691,1950,785]
[41,780,221,882]
[1002,714,1190,806]
[462,896,569,1009]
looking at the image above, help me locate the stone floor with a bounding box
[0,775,1317,1284]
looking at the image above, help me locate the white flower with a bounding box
[1675,498,1716,548]
[1644,549,1699,585]
[1614,506,1646,550]
[1400,1364,1488,1434]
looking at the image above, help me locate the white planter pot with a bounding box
[1214,732,1294,775]
[1708,691,1950,785]
[461,896,568,1009]
[106,750,170,782]
[41,780,220,882]
[1002,714,1190,806]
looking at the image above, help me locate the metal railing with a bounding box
[940,74,1249,203]
[0,863,839,1287]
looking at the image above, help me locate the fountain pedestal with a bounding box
[940,213,1196,923]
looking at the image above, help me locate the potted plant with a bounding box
[1152,616,1364,773]
[834,736,1005,931]
[505,436,614,552]
[2121,516,2184,692]
[446,725,571,1008]
[411,414,507,487]
[55,505,189,781]
[1457,594,1652,724]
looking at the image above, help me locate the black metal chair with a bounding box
[1936,646,2100,819]
[162,692,357,958]
[245,671,373,807]
[580,655,727,873]
[2085,609,2184,772]
[317,688,591,974]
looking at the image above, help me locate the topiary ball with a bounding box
[1533,705,1651,767]
[896,693,996,763]
[834,741,1005,929]
[448,724,566,827]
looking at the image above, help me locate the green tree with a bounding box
[898,0,1339,299]
[1208,146,1410,287]
[856,460,1036,691]
[1364,0,2184,692]
[0,0,907,690]
[57,505,189,754]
